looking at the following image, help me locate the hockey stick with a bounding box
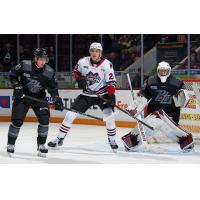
[127,73,136,102]
[126,73,163,153]
[127,73,150,147]
[126,73,152,116]
[95,93,154,130]
[22,95,104,121]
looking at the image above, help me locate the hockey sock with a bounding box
[8,124,20,145]
[58,124,71,139]
[57,111,77,139]
[107,128,116,141]
[103,108,117,141]
[37,124,49,145]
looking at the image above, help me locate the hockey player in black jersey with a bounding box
[141,61,186,124]
[7,48,64,157]
[122,61,194,152]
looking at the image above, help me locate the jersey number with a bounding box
[109,73,114,80]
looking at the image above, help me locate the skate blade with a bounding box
[124,146,130,152]
[7,152,14,158]
[111,148,118,153]
[182,148,195,153]
[48,146,60,150]
[37,152,47,158]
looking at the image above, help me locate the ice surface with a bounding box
[1,122,200,164]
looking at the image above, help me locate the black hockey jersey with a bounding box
[9,60,59,98]
[141,75,184,119]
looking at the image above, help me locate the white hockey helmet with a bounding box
[89,42,103,52]
[157,61,171,83]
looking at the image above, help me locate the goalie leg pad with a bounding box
[178,133,194,150]
[121,111,165,146]
[143,111,164,137]
[121,129,141,150]
[157,109,194,148]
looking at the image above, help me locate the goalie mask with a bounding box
[157,61,171,83]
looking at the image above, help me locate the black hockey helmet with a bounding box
[33,48,49,62]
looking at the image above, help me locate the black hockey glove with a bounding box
[53,97,64,111]
[77,76,87,90]
[13,84,24,100]
[104,94,116,111]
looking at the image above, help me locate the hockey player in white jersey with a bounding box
[48,42,118,151]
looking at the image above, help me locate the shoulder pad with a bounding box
[43,64,54,79]
[102,58,113,70]
[147,76,157,85]
[43,65,55,79]
[78,57,88,64]
[21,60,32,71]
[169,76,183,88]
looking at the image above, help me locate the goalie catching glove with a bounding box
[173,89,190,108]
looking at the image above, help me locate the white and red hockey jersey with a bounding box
[73,56,117,97]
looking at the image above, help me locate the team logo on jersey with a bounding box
[86,71,101,86]
[155,90,172,104]
[26,78,43,93]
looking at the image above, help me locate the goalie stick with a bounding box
[126,73,149,147]
[126,73,163,153]
[94,92,154,130]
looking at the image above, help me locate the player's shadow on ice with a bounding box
[0,151,100,164]
[54,145,178,162]
[55,146,114,155]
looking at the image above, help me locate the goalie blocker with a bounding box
[122,109,194,152]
